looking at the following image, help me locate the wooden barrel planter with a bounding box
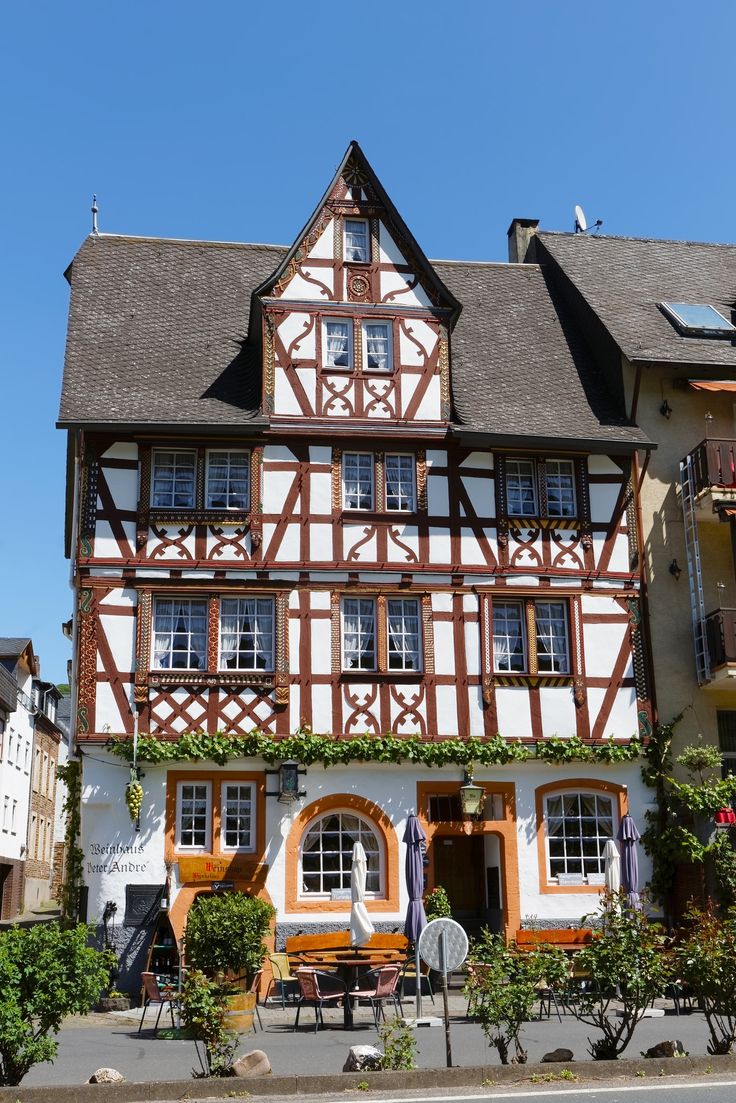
[223,990,256,1033]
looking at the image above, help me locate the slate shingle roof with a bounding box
[434,260,647,449]
[0,637,33,658]
[59,235,285,429]
[58,233,648,450]
[0,666,18,715]
[536,231,736,369]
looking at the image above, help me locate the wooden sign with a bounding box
[177,856,266,884]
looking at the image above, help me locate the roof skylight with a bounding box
[660,302,735,338]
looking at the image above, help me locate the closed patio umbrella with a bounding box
[403,813,428,1018]
[618,813,641,908]
[350,841,375,947]
[603,838,621,893]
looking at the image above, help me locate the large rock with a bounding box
[542,1048,574,1063]
[343,1045,383,1072]
[232,1049,272,1077]
[643,1040,686,1059]
[88,1068,126,1084]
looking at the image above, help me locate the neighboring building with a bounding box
[51,693,72,904]
[516,231,736,772]
[58,144,652,989]
[24,680,63,910]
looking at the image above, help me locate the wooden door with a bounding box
[431,836,485,919]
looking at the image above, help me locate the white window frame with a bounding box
[344,218,369,263]
[323,318,353,370]
[218,597,275,672]
[175,780,212,852]
[387,598,422,672]
[362,321,393,373]
[342,597,377,671]
[205,449,250,511]
[544,790,615,885]
[152,597,208,671]
[220,781,257,853]
[492,599,570,675]
[492,601,527,673]
[342,453,374,511]
[299,809,384,898]
[385,454,416,512]
[151,449,197,510]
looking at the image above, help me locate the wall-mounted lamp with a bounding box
[459,770,485,818]
[266,760,307,804]
[659,399,672,419]
[669,559,682,581]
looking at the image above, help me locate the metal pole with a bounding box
[415,943,422,1019]
[439,931,452,1067]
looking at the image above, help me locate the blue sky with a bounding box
[2,0,735,685]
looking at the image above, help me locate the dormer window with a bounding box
[324,319,352,369]
[660,302,735,338]
[345,219,369,263]
[506,458,576,519]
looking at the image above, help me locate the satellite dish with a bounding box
[574,204,587,233]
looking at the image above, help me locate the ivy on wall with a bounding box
[56,761,84,925]
[106,728,643,769]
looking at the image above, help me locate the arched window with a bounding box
[300,811,383,897]
[544,791,614,884]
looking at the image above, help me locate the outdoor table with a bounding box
[291,955,406,1028]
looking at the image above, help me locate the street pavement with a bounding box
[21,989,715,1089]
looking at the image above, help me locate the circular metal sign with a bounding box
[418,918,469,973]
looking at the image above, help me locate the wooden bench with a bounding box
[285,930,408,966]
[515,928,594,954]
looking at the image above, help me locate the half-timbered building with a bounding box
[58,144,653,988]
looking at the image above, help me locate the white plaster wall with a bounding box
[277,312,316,359]
[434,685,459,735]
[583,621,628,679]
[307,220,334,259]
[145,528,196,560]
[262,522,301,562]
[280,270,334,300]
[104,467,139,513]
[378,222,405,266]
[379,270,432,309]
[343,526,378,561]
[386,525,419,562]
[101,443,138,462]
[399,319,437,365]
[496,687,532,739]
[273,368,305,417]
[263,467,297,515]
[539,686,576,737]
[0,695,34,861]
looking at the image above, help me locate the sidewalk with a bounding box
[19,987,713,1089]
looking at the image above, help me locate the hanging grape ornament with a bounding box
[125,770,144,824]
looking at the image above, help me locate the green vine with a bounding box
[641,718,736,913]
[56,761,84,926]
[106,727,642,769]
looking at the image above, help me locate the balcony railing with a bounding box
[705,608,736,670]
[688,439,736,496]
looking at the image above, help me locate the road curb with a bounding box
[3,1052,736,1101]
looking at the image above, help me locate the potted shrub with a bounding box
[184,891,275,1033]
[424,885,452,920]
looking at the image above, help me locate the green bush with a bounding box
[424,886,452,920]
[676,905,736,1055]
[466,929,567,1065]
[184,892,275,979]
[179,969,237,1077]
[571,895,670,1060]
[0,922,111,1085]
[378,1016,417,1069]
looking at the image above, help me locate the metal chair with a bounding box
[293,968,347,1032]
[264,953,299,1009]
[137,972,178,1034]
[353,963,402,1028]
[249,968,263,1030]
[399,956,434,1004]
[535,979,562,1022]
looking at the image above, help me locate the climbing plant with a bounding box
[56,761,84,926]
[106,727,642,770]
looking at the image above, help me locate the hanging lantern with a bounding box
[459,770,485,818]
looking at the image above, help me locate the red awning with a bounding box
[688,380,736,392]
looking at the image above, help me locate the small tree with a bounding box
[179,970,238,1078]
[676,905,736,1055]
[184,891,275,980]
[570,895,670,1059]
[0,923,111,1086]
[466,929,567,1065]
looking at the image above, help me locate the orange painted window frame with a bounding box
[535,777,628,895]
[284,793,399,914]
[164,770,266,864]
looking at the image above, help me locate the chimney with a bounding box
[507,218,539,263]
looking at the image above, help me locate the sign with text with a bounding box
[177,856,265,884]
